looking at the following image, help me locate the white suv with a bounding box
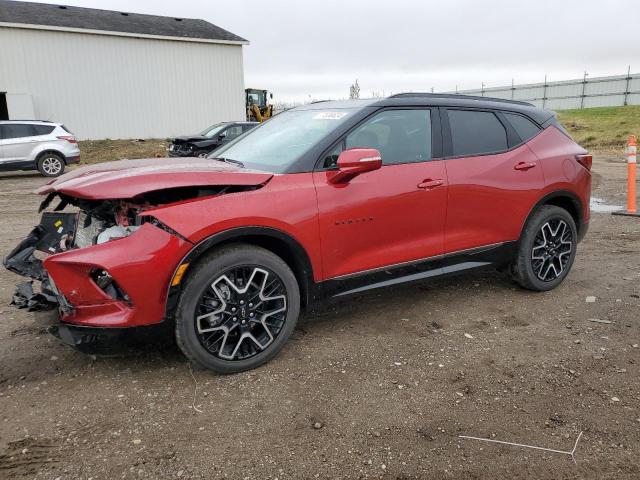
[0,121,80,177]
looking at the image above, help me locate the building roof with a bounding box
[0,0,248,44]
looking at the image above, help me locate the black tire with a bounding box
[175,244,300,374]
[511,205,578,291]
[37,153,65,177]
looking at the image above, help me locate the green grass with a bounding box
[556,105,640,153]
[77,138,168,165]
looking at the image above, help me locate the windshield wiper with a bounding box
[211,157,245,168]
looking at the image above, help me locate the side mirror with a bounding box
[329,148,382,184]
[218,131,227,139]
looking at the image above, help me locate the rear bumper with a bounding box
[65,154,81,164]
[4,220,192,328]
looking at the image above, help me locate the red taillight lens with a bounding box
[57,135,77,144]
[576,154,592,171]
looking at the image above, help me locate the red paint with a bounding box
[36,157,273,199]
[44,223,192,327]
[34,126,590,329]
[313,160,447,279]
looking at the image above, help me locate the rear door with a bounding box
[442,108,545,253]
[313,108,448,280]
[0,123,37,163]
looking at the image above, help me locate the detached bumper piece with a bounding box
[48,322,175,354]
[3,213,77,312]
[11,281,58,311]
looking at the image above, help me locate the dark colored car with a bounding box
[168,122,257,157]
[5,94,591,374]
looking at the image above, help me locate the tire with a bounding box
[37,153,65,177]
[175,244,301,374]
[511,205,578,291]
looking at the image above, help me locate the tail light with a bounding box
[575,154,592,171]
[57,135,77,144]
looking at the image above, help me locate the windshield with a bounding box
[209,108,357,172]
[200,123,228,138]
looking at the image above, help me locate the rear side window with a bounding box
[503,113,541,142]
[447,110,507,156]
[33,125,55,136]
[0,124,35,139]
[345,109,432,165]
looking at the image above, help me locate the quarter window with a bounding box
[503,112,541,143]
[345,109,432,165]
[447,110,508,156]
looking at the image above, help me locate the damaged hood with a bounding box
[35,158,274,200]
[173,135,210,143]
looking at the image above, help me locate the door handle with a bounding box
[417,179,444,189]
[514,161,537,171]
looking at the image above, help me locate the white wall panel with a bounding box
[0,27,245,139]
[447,73,640,111]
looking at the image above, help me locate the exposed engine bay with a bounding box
[3,185,244,311]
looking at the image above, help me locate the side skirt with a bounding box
[316,241,517,301]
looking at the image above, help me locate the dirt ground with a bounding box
[0,156,639,480]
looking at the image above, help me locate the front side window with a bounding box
[200,124,227,138]
[346,109,432,165]
[447,110,508,156]
[1,124,35,140]
[211,108,357,173]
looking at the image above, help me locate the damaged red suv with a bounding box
[4,94,591,373]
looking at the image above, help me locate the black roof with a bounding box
[294,94,553,125]
[0,0,247,43]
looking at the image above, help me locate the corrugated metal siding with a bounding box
[0,27,245,139]
[451,73,640,111]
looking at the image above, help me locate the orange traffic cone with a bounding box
[613,135,640,217]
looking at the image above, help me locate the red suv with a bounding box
[5,94,591,373]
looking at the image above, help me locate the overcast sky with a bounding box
[15,0,640,102]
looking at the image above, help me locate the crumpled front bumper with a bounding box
[4,220,193,328]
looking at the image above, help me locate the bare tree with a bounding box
[349,79,360,99]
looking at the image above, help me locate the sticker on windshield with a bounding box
[313,112,348,120]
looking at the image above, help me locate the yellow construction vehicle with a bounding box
[245,88,273,122]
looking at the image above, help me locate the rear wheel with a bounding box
[37,153,65,177]
[175,244,300,374]
[511,205,577,291]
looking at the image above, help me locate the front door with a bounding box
[313,108,448,280]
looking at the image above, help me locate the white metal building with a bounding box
[0,0,248,139]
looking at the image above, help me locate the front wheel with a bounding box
[175,244,300,374]
[511,205,578,291]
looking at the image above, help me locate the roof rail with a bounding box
[388,92,534,107]
[0,119,55,123]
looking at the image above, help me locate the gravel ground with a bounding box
[0,157,639,479]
